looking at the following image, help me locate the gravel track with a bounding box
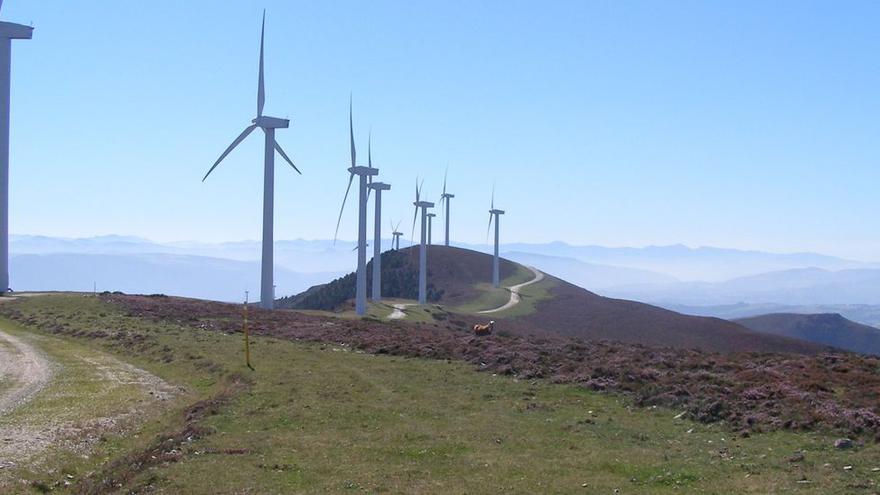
[479,266,544,314]
[0,328,52,416]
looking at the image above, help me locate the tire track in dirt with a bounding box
[0,328,52,416]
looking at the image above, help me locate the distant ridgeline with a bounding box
[276,250,443,310]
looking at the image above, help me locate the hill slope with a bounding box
[506,274,825,354]
[735,313,880,356]
[283,246,827,354]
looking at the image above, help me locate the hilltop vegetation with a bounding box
[2,294,880,493]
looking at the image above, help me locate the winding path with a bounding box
[478,266,545,314]
[387,303,412,320]
[0,328,52,416]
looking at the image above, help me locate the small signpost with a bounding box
[244,290,254,370]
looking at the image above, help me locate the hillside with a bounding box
[2,294,879,493]
[735,313,880,356]
[505,274,826,355]
[277,246,521,310]
[282,246,827,355]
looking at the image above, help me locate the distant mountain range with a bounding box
[10,253,341,303]
[735,313,880,355]
[10,235,880,317]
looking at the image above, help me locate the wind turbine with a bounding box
[391,220,403,250]
[439,167,454,247]
[0,0,32,294]
[427,213,436,245]
[202,12,299,310]
[487,186,505,288]
[334,98,377,315]
[411,179,434,304]
[366,135,390,301]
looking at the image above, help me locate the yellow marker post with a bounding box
[244,290,254,370]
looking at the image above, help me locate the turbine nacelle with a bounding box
[0,21,33,39]
[368,182,391,191]
[427,213,436,218]
[441,193,455,199]
[414,201,435,208]
[490,208,505,215]
[348,165,379,177]
[253,115,290,129]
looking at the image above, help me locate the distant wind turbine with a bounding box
[334,98,378,315]
[0,0,33,293]
[439,166,454,247]
[391,220,403,250]
[487,186,505,288]
[366,135,390,301]
[201,12,300,310]
[411,179,434,304]
[427,213,436,245]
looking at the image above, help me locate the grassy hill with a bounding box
[1,294,880,493]
[736,313,880,356]
[282,246,827,355]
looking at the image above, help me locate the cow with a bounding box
[473,320,495,336]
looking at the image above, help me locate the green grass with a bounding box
[2,295,880,493]
[0,320,197,490]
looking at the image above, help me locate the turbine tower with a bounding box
[439,167,454,247]
[334,98,377,316]
[366,137,390,301]
[0,1,32,294]
[487,187,505,288]
[391,220,403,250]
[427,213,436,245]
[202,12,300,310]
[411,179,434,304]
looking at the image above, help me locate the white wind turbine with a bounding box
[366,135,390,301]
[202,12,299,310]
[334,98,377,315]
[487,186,505,288]
[0,0,32,294]
[411,179,434,304]
[439,167,454,247]
[427,213,436,245]
[391,220,403,250]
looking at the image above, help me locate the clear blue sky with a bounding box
[5,1,880,260]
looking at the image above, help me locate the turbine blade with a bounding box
[257,10,266,117]
[349,95,356,167]
[274,140,301,174]
[202,124,257,181]
[491,183,495,210]
[334,173,355,244]
[411,205,418,243]
[442,165,448,196]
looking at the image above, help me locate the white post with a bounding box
[260,128,275,309]
[493,213,500,288]
[356,174,368,315]
[371,189,382,301]
[419,208,427,304]
[444,198,450,247]
[427,215,432,245]
[0,40,10,293]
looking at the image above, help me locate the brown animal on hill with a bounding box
[473,320,495,336]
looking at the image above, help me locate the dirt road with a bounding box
[0,328,52,416]
[479,267,545,314]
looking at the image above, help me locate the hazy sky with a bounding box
[5,1,880,260]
